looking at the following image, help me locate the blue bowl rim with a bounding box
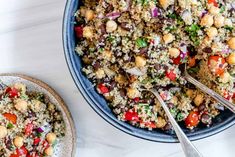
[62,0,235,143]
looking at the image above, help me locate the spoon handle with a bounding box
[185,73,235,113]
[150,89,203,157]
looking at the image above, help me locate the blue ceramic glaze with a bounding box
[63,0,235,142]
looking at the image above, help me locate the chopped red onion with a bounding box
[37,127,44,133]
[201,10,207,17]
[222,48,230,54]
[151,7,159,17]
[97,13,104,19]
[106,12,121,20]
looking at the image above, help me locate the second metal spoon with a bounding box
[146,88,203,157]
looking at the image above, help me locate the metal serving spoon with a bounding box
[183,65,235,113]
[144,88,203,157]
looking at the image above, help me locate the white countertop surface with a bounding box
[0,0,234,157]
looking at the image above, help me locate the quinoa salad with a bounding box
[74,0,235,130]
[0,83,65,157]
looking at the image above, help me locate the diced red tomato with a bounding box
[27,152,41,157]
[5,87,19,98]
[185,111,199,128]
[124,110,139,122]
[172,55,181,65]
[150,39,155,44]
[25,123,34,136]
[97,83,109,94]
[223,91,232,100]
[16,146,28,156]
[232,93,235,99]
[143,121,157,129]
[165,69,177,81]
[10,154,19,157]
[208,0,218,7]
[74,26,83,38]
[33,138,41,145]
[208,56,226,76]
[3,113,17,124]
[42,140,49,149]
[133,97,140,103]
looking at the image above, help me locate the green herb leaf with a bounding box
[220,6,225,13]
[185,24,201,46]
[136,38,148,48]
[165,26,177,32]
[7,123,14,129]
[169,107,178,118]
[167,13,177,19]
[176,112,185,121]
[224,25,233,32]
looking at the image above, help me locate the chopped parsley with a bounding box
[165,26,177,32]
[169,107,178,118]
[176,112,185,121]
[224,25,233,32]
[185,24,201,46]
[107,35,115,42]
[220,6,225,13]
[136,38,148,48]
[7,123,14,129]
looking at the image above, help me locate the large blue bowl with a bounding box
[63,0,235,142]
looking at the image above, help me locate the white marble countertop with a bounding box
[0,0,234,157]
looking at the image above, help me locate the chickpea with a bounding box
[214,15,225,28]
[127,87,140,99]
[208,5,220,15]
[0,126,7,138]
[79,7,87,17]
[14,136,24,148]
[159,0,173,9]
[200,14,214,27]
[194,94,204,106]
[156,117,166,128]
[135,56,147,68]
[115,75,127,85]
[85,9,95,21]
[95,68,105,79]
[203,36,212,45]
[14,99,28,112]
[206,27,218,39]
[102,50,112,60]
[13,83,26,93]
[227,37,235,50]
[227,53,235,65]
[46,133,57,144]
[83,26,93,39]
[32,100,46,112]
[163,33,175,44]
[220,72,231,84]
[186,89,194,98]
[168,48,180,58]
[44,146,54,156]
[106,20,117,33]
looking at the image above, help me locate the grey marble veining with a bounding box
[0,0,235,156]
